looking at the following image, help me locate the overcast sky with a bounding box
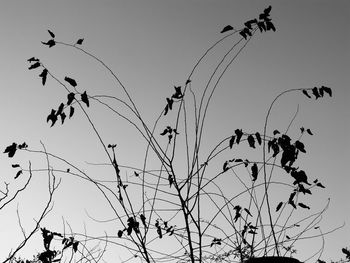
[0,1,349,262]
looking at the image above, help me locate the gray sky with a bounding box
[0,1,349,262]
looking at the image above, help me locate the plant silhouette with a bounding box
[3,5,346,263]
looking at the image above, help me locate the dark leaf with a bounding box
[243,27,252,36]
[319,87,324,97]
[160,128,168,136]
[260,8,272,21]
[69,106,74,118]
[223,161,229,172]
[63,240,72,250]
[255,132,262,145]
[298,184,312,195]
[239,30,247,40]
[342,248,350,259]
[166,97,173,110]
[247,134,255,148]
[242,226,247,237]
[244,208,252,217]
[278,134,291,148]
[229,136,235,149]
[28,62,41,70]
[4,143,17,158]
[76,38,84,45]
[81,91,90,107]
[157,226,162,238]
[133,221,140,233]
[271,142,280,157]
[273,129,280,136]
[288,192,296,208]
[264,5,272,15]
[52,231,63,237]
[27,57,40,62]
[302,89,312,99]
[47,109,57,127]
[60,112,66,124]
[39,69,48,85]
[118,230,123,238]
[291,170,311,185]
[41,227,54,250]
[235,159,243,162]
[220,25,234,33]
[164,104,169,115]
[300,127,305,134]
[18,142,28,149]
[289,192,296,201]
[249,225,258,230]
[134,171,139,177]
[251,163,258,181]
[267,139,273,153]
[244,19,258,30]
[56,103,64,116]
[12,164,20,168]
[67,93,75,105]
[316,182,325,188]
[280,146,296,168]
[298,202,310,209]
[312,87,320,99]
[186,79,191,85]
[48,29,55,38]
[276,201,283,212]
[243,159,249,167]
[235,129,243,144]
[41,39,56,48]
[233,205,241,211]
[266,21,276,31]
[174,85,181,94]
[257,21,266,32]
[210,238,222,247]
[284,166,295,174]
[64,77,77,87]
[244,22,252,30]
[14,170,22,179]
[286,235,291,240]
[306,128,313,135]
[127,226,132,236]
[140,214,146,226]
[320,86,332,97]
[168,173,173,187]
[72,241,79,253]
[259,13,267,21]
[234,210,241,222]
[295,140,306,153]
[172,86,183,99]
[248,230,257,235]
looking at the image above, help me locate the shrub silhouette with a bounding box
[4,6,345,263]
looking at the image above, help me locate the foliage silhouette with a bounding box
[1,153,60,263]
[220,25,234,34]
[4,5,346,263]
